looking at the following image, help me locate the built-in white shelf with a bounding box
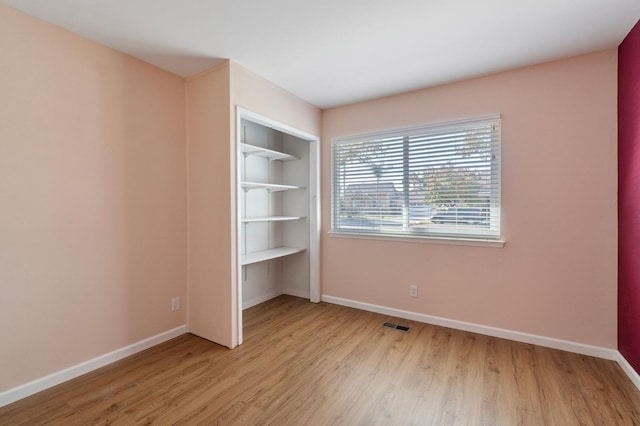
[241,247,306,265]
[242,216,305,223]
[241,181,303,192]
[240,143,298,161]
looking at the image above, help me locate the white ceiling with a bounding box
[3,0,640,108]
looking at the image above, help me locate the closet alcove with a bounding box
[236,108,320,343]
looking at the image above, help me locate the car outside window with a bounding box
[331,115,501,241]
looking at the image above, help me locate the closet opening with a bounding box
[235,107,320,345]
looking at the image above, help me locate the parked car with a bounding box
[430,207,488,225]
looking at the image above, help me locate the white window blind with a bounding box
[331,114,501,241]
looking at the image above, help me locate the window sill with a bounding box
[328,231,505,248]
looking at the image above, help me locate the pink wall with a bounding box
[619,19,640,373]
[0,4,187,392]
[321,50,618,348]
[185,63,234,346]
[230,62,322,137]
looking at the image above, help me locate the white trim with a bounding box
[308,138,321,303]
[237,107,318,142]
[328,231,505,248]
[321,295,618,360]
[0,325,187,408]
[242,291,282,310]
[235,108,244,346]
[283,288,311,299]
[615,352,640,391]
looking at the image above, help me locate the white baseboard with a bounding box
[243,289,311,310]
[4,298,639,409]
[321,295,619,360]
[325,292,640,391]
[243,291,282,310]
[616,352,640,391]
[283,288,310,299]
[0,325,187,408]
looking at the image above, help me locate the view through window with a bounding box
[331,115,501,240]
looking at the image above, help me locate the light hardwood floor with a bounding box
[1,295,639,425]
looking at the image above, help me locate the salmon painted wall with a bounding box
[230,62,322,136]
[185,63,234,346]
[321,50,618,348]
[0,3,187,393]
[619,19,640,373]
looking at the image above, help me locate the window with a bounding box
[331,114,501,242]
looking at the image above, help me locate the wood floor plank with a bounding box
[1,295,639,425]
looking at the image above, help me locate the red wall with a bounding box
[619,19,640,373]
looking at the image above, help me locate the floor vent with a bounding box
[382,322,410,332]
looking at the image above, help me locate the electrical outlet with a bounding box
[410,285,418,298]
[171,297,180,312]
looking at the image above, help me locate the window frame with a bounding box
[330,114,504,247]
